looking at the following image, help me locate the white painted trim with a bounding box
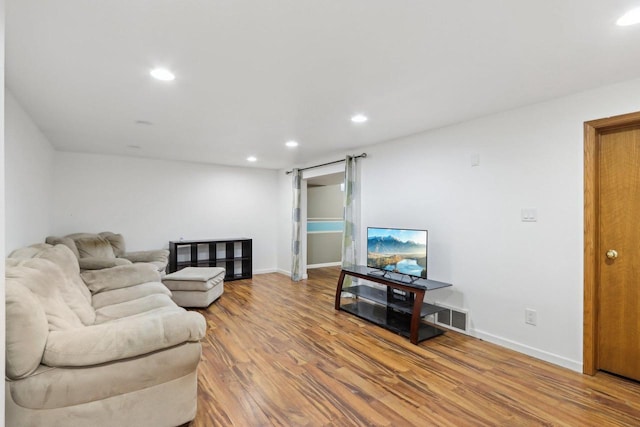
[276,268,291,276]
[308,218,343,221]
[253,268,277,275]
[307,262,342,269]
[275,268,307,280]
[302,163,345,180]
[470,328,582,372]
[307,230,343,234]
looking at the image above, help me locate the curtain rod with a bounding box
[285,153,367,175]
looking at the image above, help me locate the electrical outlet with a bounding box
[521,208,538,222]
[525,308,537,326]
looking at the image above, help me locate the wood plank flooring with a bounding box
[187,267,640,426]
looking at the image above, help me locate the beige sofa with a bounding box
[5,243,206,427]
[45,231,170,273]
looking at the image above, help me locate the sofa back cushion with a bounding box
[99,232,126,257]
[6,258,85,331]
[81,263,160,294]
[45,235,80,258]
[5,278,48,379]
[74,235,116,259]
[9,244,96,325]
[10,243,55,259]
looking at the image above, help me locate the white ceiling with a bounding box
[7,1,640,170]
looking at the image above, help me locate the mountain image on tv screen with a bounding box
[367,228,427,278]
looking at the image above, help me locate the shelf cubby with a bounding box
[168,238,252,281]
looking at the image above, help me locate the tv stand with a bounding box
[371,269,421,284]
[335,265,452,344]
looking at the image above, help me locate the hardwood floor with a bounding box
[188,267,640,426]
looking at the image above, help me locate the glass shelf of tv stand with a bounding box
[341,265,452,291]
[339,300,446,342]
[342,285,446,318]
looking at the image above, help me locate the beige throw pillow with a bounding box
[75,236,116,259]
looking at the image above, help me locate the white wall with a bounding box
[308,184,343,219]
[4,90,55,252]
[1,0,7,419]
[52,152,279,274]
[362,77,640,370]
[279,76,640,371]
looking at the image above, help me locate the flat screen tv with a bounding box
[367,227,428,279]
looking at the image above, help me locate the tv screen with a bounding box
[367,227,428,279]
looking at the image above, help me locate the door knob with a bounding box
[606,249,618,260]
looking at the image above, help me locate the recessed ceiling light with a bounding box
[617,8,640,26]
[150,68,175,81]
[285,140,299,148]
[351,114,368,123]
[247,156,257,162]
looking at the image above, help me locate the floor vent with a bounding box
[434,304,469,334]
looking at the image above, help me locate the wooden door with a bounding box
[596,124,640,381]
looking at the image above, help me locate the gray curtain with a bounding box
[291,168,303,281]
[341,156,360,285]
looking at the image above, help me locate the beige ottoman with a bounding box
[162,267,225,308]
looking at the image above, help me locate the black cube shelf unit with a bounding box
[168,238,252,281]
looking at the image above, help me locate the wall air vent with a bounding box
[434,303,469,334]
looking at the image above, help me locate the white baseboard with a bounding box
[274,269,307,280]
[253,268,277,275]
[470,328,582,372]
[307,262,341,269]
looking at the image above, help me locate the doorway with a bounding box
[306,173,344,270]
[584,111,640,380]
[297,164,345,280]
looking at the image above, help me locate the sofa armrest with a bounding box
[122,249,169,264]
[81,263,160,293]
[78,257,132,270]
[43,310,206,367]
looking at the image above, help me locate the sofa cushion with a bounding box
[9,342,202,409]
[33,245,96,325]
[94,293,177,323]
[99,232,127,257]
[6,258,85,331]
[164,270,225,292]
[81,263,161,294]
[9,243,55,259]
[121,249,170,273]
[43,310,206,366]
[10,244,96,325]
[92,282,172,309]
[44,236,80,258]
[79,257,132,270]
[75,236,116,259]
[5,281,48,380]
